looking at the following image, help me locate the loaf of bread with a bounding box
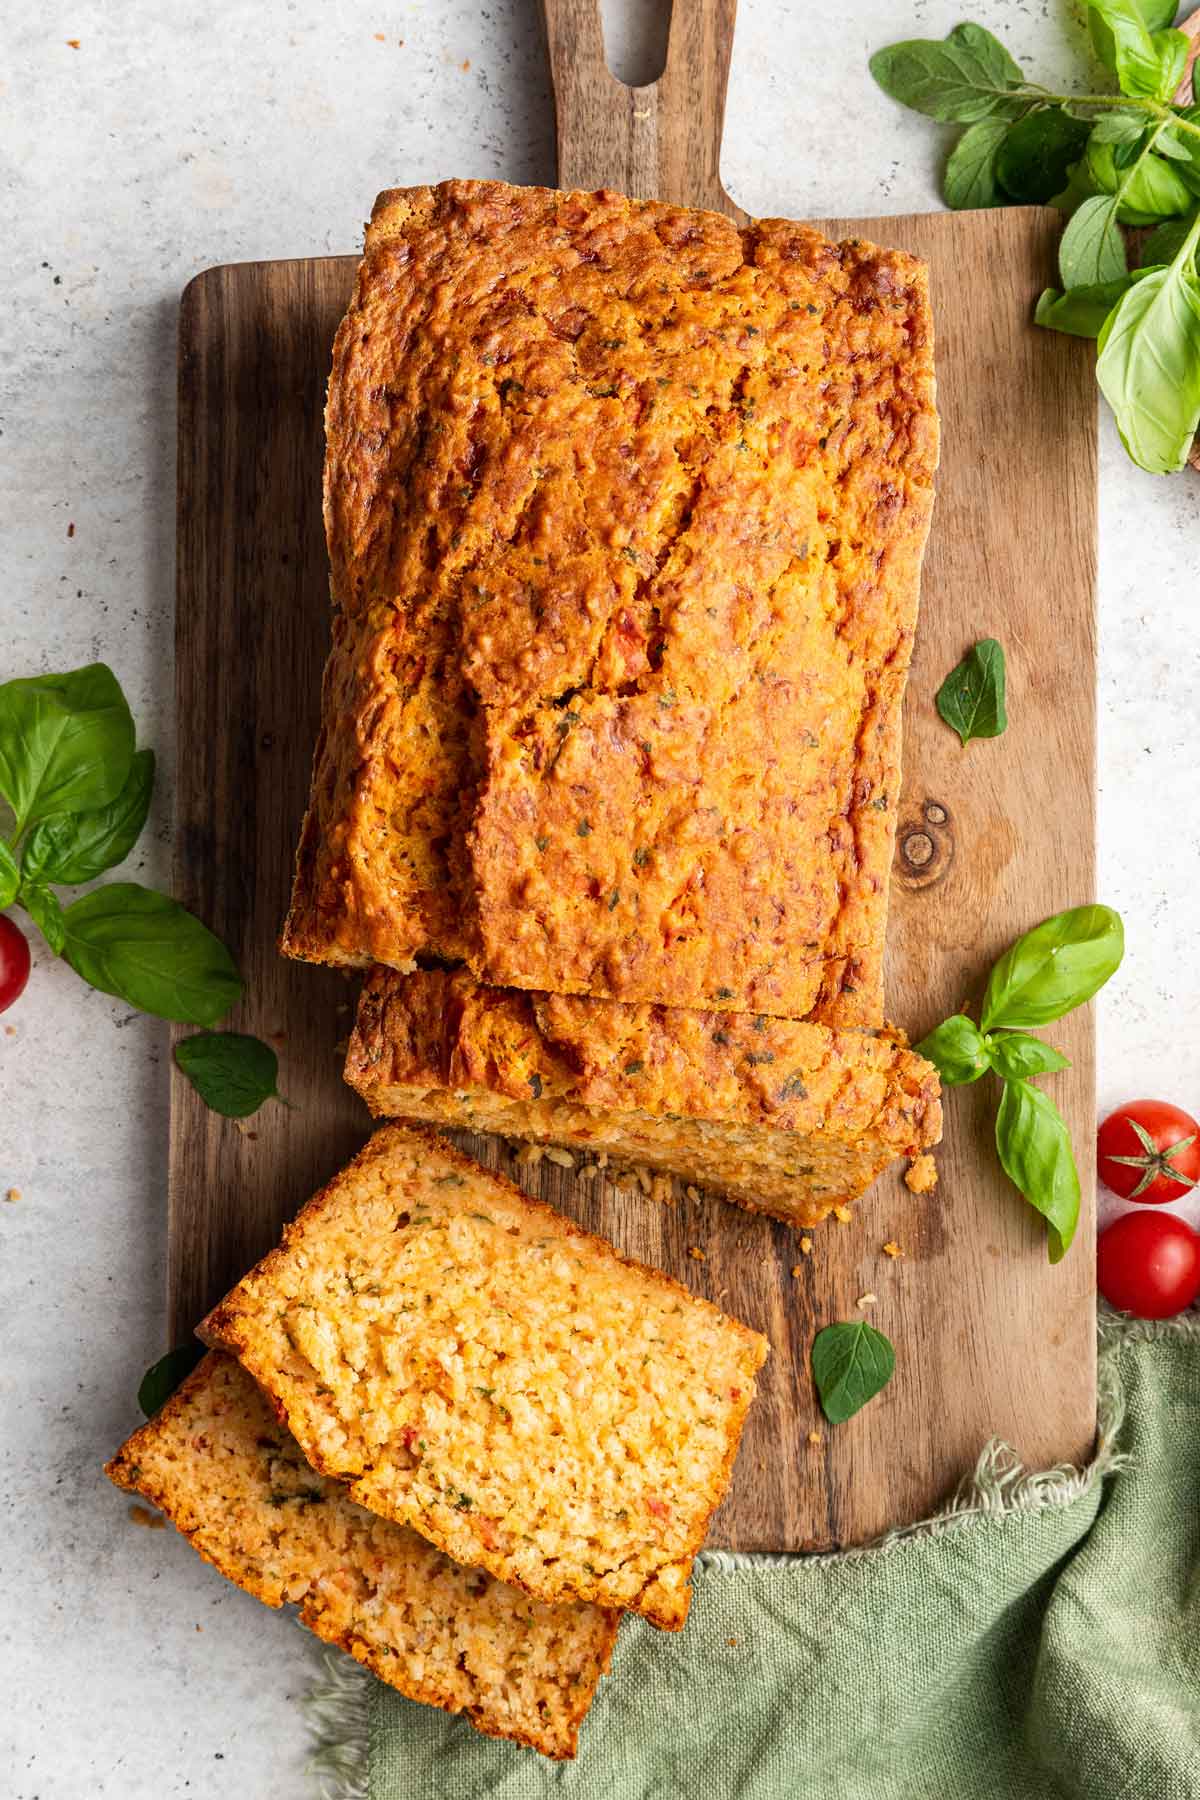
[343,968,941,1229]
[282,178,938,1022]
[199,1124,768,1630]
[105,1352,617,1758]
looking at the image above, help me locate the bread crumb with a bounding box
[857,1292,878,1308]
[461,57,471,70]
[832,1204,852,1223]
[799,1234,813,1255]
[905,1153,938,1194]
[514,1144,544,1168]
[882,1240,903,1259]
[688,1245,706,1262]
[66,38,81,49]
[374,31,385,39]
[543,1146,575,1170]
[685,1185,701,1203]
[636,1166,652,1195]
[790,1265,801,1278]
[727,1636,739,1647]
[807,1429,822,1445]
[650,1174,674,1205]
[128,1504,165,1529]
[4,1187,20,1203]
[4,1025,15,1036]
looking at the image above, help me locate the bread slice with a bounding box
[199,1125,768,1630]
[344,967,942,1230]
[282,178,938,1023]
[105,1352,617,1758]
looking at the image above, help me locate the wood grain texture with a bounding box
[172,3,1098,1551]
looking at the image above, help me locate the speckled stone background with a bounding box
[2,3,1198,1795]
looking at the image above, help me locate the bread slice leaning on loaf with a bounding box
[105,1352,618,1758]
[199,1124,768,1630]
[344,967,942,1229]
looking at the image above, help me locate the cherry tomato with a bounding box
[1097,1211,1200,1320]
[1097,1099,1200,1205]
[0,913,31,1014]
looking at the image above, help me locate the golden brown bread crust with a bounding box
[198,1124,768,1630]
[344,967,942,1229]
[105,1352,617,1757]
[282,179,938,1020]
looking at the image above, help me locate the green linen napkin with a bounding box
[307,1313,1200,1800]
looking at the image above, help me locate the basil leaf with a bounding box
[812,1322,896,1424]
[138,1343,204,1418]
[0,663,134,835]
[995,1078,1080,1262]
[1089,109,1151,147]
[1058,194,1129,287]
[943,120,1010,209]
[1035,277,1138,338]
[174,1031,281,1119]
[1087,1,1189,100]
[935,638,1007,746]
[914,1014,991,1085]
[986,1033,1072,1080]
[21,748,154,888]
[995,108,1091,203]
[1096,234,1200,472]
[61,882,242,1025]
[870,23,1025,123]
[21,882,65,954]
[1140,211,1199,264]
[980,904,1124,1032]
[1086,135,1194,222]
[0,841,18,910]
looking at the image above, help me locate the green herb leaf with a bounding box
[0,840,18,910]
[1058,194,1129,288]
[1089,109,1150,147]
[1085,135,1194,224]
[914,1014,991,1085]
[1141,211,1200,265]
[1035,277,1139,339]
[0,663,134,835]
[21,882,65,954]
[995,1078,1080,1261]
[943,120,1010,209]
[995,108,1091,204]
[986,1033,1072,1080]
[174,1031,281,1118]
[980,904,1124,1032]
[1087,0,1189,101]
[138,1343,204,1417]
[1096,226,1200,473]
[21,748,154,887]
[869,23,1025,123]
[812,1321,896,1424]
[935,638,1008,746]
[61,882,242,1025]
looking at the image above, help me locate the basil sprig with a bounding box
[916,905,1124,1262]
[0,661,279,1116]
[812,1322,896,1424]
[871,6,1200,474]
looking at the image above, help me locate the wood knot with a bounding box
[895,800,953,891]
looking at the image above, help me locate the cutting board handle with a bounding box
[539,0,744,218]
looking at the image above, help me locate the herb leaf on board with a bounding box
[935,639,1008,746]
[869,24,1024,123]
[914,1014,991,1085]
[980,904,1125,1033]
[21,749,155,887]
[61,882,242,1026]
[1096,218,1200,473]
[986,1033,1072,1080]
[0,663,134,835]
[138,1344,205,1417]
[1035,277,1140,339]
[812,1322,896,1424]
[174,1031,282,1119]
[995,1078,1081,1263]
[1058,195,1129,288]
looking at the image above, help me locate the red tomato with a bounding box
[1097,1100,1200,1205]
[1097,1211,1200,1320]
[0,913,31,1013]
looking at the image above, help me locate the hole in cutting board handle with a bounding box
[599,0,672,86]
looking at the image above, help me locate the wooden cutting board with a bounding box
[170,0,1097,1551]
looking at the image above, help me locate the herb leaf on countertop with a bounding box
[61,883,242,1026]
[812,1322,896,1424]
[869,23,1024,123]
[1096,215,1200,472]
[174,1031,283,1119]
[21,749,155,887]
[935,639,1008,746]
[0,663,134,834]
[0,840,18,910]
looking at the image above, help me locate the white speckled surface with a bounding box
[1,3,1198,1794]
